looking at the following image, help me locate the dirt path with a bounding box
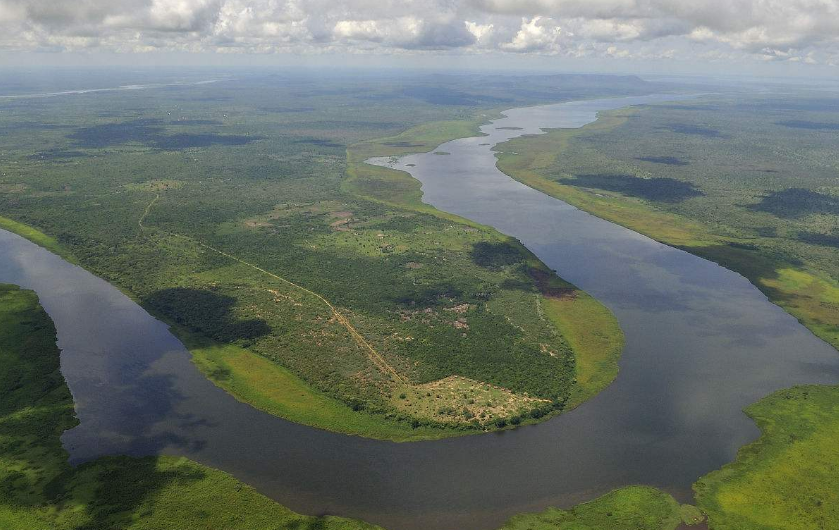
[138,194,160,231]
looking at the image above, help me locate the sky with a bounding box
[1,0,838,76]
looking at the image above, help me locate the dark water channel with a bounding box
[1,95,837,530]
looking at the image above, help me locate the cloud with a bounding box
[0,0,836,67]
[465,20,493,44]
[502,16,562,53]
[332,16,475,49]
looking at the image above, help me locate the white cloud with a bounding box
[502,16,562,53]
[465,20,493,44]
[0,0,836,67]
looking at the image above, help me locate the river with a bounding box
[1,94,837,530]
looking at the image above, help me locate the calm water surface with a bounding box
[1,94,838,530]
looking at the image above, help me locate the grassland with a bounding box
[0,72,646,438]
[695,385,839,529]
[501,486,702,530]
[495,94,839,353]
[543,283,625,408]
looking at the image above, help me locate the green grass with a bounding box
[499,486,693,530]
[182,329,458,441]
[545,287,625,408]
[695,385,839,529]
[0,283,381,530]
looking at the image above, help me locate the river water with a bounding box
[1,94,837,530]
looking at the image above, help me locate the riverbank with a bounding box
[347,113,625,415]
[9,280,836,529]
[0,283,381,529]
[494,103,839,354]
[0,282,691,530]
[695,384,839,529]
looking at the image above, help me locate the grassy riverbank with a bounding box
[502,487,701,530]
[695,385,839,529]
[495,96,839,353]
[183,330,452,441]
[9,281,837,530]
[0,282,689,530]
[0,283,380,529]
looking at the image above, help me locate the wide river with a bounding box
[2,94,838,530]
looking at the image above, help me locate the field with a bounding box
[0,71,657,438]
[495,92,839,353]
[0,282,699,530]
[502,487,702,530]
[695,385,839,529]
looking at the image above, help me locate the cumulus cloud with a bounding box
[502,17,562,53]
[0,0,837,67]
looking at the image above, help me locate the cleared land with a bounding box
[0,72,642,438]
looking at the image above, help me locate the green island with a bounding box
[0,74,648,439]
[0,283,697,530]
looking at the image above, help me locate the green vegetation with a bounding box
[0,283,380,530]
[0,72,641,438]
[496,95,839,352]
[541,281,624,408]
[500,486,696,530]
[0,214,74,262]
[0,282,689,530]
[184,330,450,441]
[695,385,839,529]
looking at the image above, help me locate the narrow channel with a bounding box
[1,95,837,530]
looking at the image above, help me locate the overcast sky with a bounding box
[1,0,838,76]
